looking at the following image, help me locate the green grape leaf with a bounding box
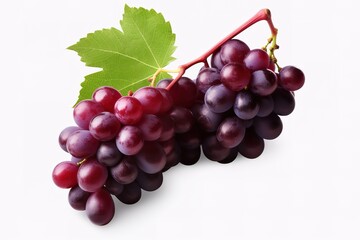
[68,5,176,104]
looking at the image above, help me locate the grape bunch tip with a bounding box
[52,7,305,226]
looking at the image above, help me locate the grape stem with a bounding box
[163,8,278,90]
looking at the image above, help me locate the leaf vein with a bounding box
[75,46,158,70]
[129,16,161,68]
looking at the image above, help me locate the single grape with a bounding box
[253,113,283,140]
[196,67,221,93]
[243,49,270,71]
[157,88,174,113]
[272,88,295,116]
[66,130,100,159]
[216,117,246,148]
[77,159,108,192]
[116,182,142,205]
[163,144,181,171]
[159,138,175,155]
[220,39,250,64]
[176,77,197,108]
[192,103,223,132]
[52,161,78,189]
[115,126,144,155]
[205,84,236,113]
[249,69,277,96]
[157,78,197,108]
[133,87,162,114]
[68,185,90,211]
[105,176,124,195]
[180,146,201,166]
[257,95,274,117]
[158,115,175,141]
[217,148,238,164]
[73,100,105,129]
[97,141,123,167]
[114,96,143,125]
[92,86,121,112]
[135,142,166,174]
[238,128,265,159]
[58,126,81,152]
[169,107,194,133]
[86,188,115,226]
[210,47,225,70]
[279,66,305,91]
[233,90,259,120]
[89,112,121,141]
[110,156,138,185]
[220,63,251,91]
[202,135,231,162]
[136,171,163,192]
[176,127,201,149]
[137,114,162,141]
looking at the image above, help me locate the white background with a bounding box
[1,0,359,239]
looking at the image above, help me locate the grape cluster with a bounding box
[52,38,304,226]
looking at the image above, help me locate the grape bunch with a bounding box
[52,38,304,226]
[194,39,304,162]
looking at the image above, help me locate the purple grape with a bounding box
[249,69,277,96]
[89,112,121,141]
[233,90,259,120]
[216,117,246,148]
[202,135,231,162]
[66,130,100,159]
[253,113,283,140]
[217,148,238,164]
[192,103,224,132]
[238,128,265,158]
[92,86,121,112]
[116,182,142,205]
[135,142,166,174]
[159,138,175,155]
[196,67,221,93]
[86,188,115,225]
[157,88,174,113]
[180,146,201,166]
[105,176,124,195]
[176,127,201,149]
[205,84,236,113]
[133,87,162,114]
[111,156,138,184]
[220,39,250,64]
[169,107,194,133]
[158,115,175,141]
[68,185,91,211]
[136,171,163,192]
[114,96,143,125]
[137,114,163,141]
[279,66,305,91]
[210,48,225,70]
[77,159,108,192]
[257,95,274,117]
[244,49,270,71]
[58,126,81,152]
[73,100,105,129]
[115,126,144,155]
[97,141,122,167]
[272,88,295,116]
[220,63,251,91]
